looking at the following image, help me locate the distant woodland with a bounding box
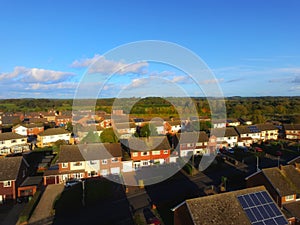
[0,96,299,124]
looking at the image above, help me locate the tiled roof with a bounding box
[126,136,171,152]
[256,123,278,131]
[283,124,300,131]
[58,143,123,162]
[181,186,268,225]
[0,132,26,141]
[262,167,296,196]
[57,145,86,163]
[213,127,239,137]
[280,165,300,193]
[38,128,70,136]
[0,157,25,181]
[80,143,122,160]
[176,132,209,143]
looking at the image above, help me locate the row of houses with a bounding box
[173,158,300,225]
[0,128,73,156]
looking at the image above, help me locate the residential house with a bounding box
[37,128,72,147]
[256,123,279,141]
[283,124,300,140]
[214,127,239,148]
[246,165,300,224]
[0,157,29,202]
[43,143,123,185]
[123,136,171,170]
[172,186,288,225]
[235,125,261,145]
[55,115,72,127]
[42,112,56,122]
[80,143,123,176]
[165,120,182,133]
[174,132,209,157]
[212,119,226,129]
[113,122,136,138]
[12,123,44,136]
[148,120,165,135]
[226,118,241,127]
[0,132,28,155]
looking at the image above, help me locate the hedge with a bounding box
[18,191,42,223]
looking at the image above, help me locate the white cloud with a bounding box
[0,66,75,83]
[71,54,148,75]
[201,78,224,84]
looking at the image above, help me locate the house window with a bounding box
[132,152,138,157]
[62,163,68,168]
[90,160,97,165]
[142,152,149,156]
[102,159,107,164]
[163,150,169,154]
[152,151,160,155]
[73,162,82,166]
[111,158,118,163]
[142,161,149,166]
[3,181,11,187]
[285,195,294,201]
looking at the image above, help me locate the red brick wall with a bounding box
[0,181,15,199]
[58,162,70,172]
[131,150,170,161]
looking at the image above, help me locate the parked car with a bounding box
[65,179,81,188]
[143,208,161,225]
[254,147,263,152]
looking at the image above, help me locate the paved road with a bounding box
[0,203,25,225]
[28,184,64,224]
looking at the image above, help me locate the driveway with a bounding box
[28,184,64,224]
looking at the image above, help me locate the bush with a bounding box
[18,191,42,223]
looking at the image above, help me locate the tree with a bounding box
[137,124,158,137]
[65,122,73,132]
[81,131,101,144]
[100,128,119,143]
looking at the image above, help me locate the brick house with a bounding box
[283,124,300,140]
[174,132,209,157]
[246,165,300,224]
[172,186,288,225]
[55,115,72,127]
[0,157,29,202]
[43,143,123,185]
[122,136,171,170]
[37,128,72,147]
[235,125,261,144]
[12,123,44,136]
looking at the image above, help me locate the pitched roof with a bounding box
[256,123,278,131]
[177,186,268,225]
[283,124,300,131]
[126,136,171,152]
[214,127,239,137]
[0,157,26,181]
[57,145,85,163]
[38,128,70,136]
[280,165,300,193]
[79,143,122,160]
[0,132,26,141]
[176,132,209,143]
[58,143,123,162]
[262,167,296,196]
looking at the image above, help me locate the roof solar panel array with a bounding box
[237,191,288,225]
[248,125,260,133]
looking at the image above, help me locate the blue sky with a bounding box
[0,0,300,98]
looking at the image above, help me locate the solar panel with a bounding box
[249,125,260,133]
[237,191,289,225]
